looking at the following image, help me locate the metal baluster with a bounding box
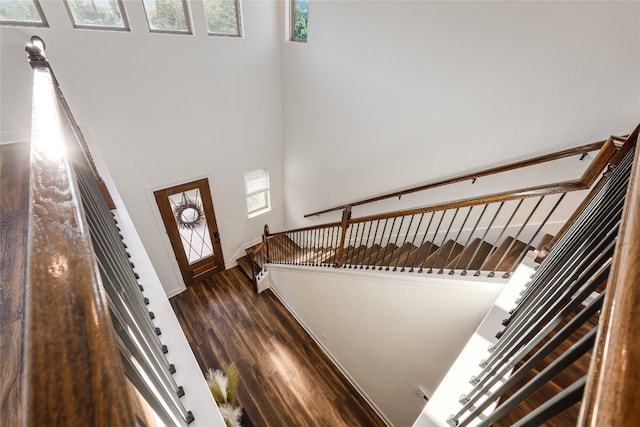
[494,217,619,355]
[103,269,184,397]
[358,222,368,266]
[507,188,626,332]
[111,305,190,424]
[321,227,328,266]
[379,217,398,270]
[74,168,165,357]
[411,211,436,273]
[510,193,567,276]
[456,204,489,275]
[119,350,190,427]
[512,163,627,307]
[473,251,613,388]
[429,208,460,273]
[371,219,390,269]
[489,196,545,278]
[349,223,362,268]
[477,199,525,276]
[394,215,415,271]
[516,377,587,427]
[358,222,373,268]
[419,211,444,273]
[495,214,620,364]
[442,206,473,274]
[332,226,340,266]
[472,202,505,276]
[402,213,425,272]
[366,220,381,269]
[455,291,604,422]
[386,216,405,271]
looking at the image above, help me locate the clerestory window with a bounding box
[63,0,129,30]
[244,169,271,219]
[203,0,242,37]
[0,0,47,27]
[290,0,308,42]
[142,0,192,34]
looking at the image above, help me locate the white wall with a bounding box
[0,0,284,296]
[110,172,226,427]
[281,1,640,229]
[267,265,505,427]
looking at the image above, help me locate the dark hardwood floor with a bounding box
[170,268,388,427]
[0,142,30,427]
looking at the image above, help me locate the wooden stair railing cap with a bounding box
[24,36,136,426]
[579,123,640,426]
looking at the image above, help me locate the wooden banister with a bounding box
[304,139,617,218]
[269,133,625,239]
[579,124,640,426]
[541,133,637,256]
[24,38,135,426]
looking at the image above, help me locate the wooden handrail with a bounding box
[269,136,622,238]
[304,139,616,218]
[24,38,136,426]
[541,133,637,255]
[579,124,640,426]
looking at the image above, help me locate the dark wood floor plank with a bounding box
[0,142,31,427]
[170,267,387,427]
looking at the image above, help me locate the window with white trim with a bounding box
[244,169,270,218]
[0,0,47,27]
[203,0,242,37]
[290,0,308,42]
[63,0,129,30]
[141,0,191,34]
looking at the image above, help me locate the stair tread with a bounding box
[445,238,494,271]
[257,232,535,274]
[421,240,464,270]
[407,241,440,270]
[482,236,532,272]
[380,242,416,267]
[236,255,257,281]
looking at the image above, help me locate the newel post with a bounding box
[335,206,352,268]
[263,224,271,263]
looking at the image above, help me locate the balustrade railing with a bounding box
[257,132,626,279]
[446,125,639,426]
[23,37,193,426]
[304,137,620,218]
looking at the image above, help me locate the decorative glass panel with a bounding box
[169,188,214,264]
[203,0,241,36]
[64,0,128,29]
[290,0,308,42]
[142,0,191,34]
[0,0,47,26]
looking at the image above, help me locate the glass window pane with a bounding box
[247,192,267,214]
[246,176,268,194]
[245,169,270,217]
[244,169,269,195]
[203,0,241,36]
[1,0,47,26]
[65,0,128,29]
[142,0,191,34]
[291,0,308,42]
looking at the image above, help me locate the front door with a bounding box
[154,178,225,286]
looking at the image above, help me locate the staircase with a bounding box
[237,234,544,283]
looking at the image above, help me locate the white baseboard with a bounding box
[268,285,395,427]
